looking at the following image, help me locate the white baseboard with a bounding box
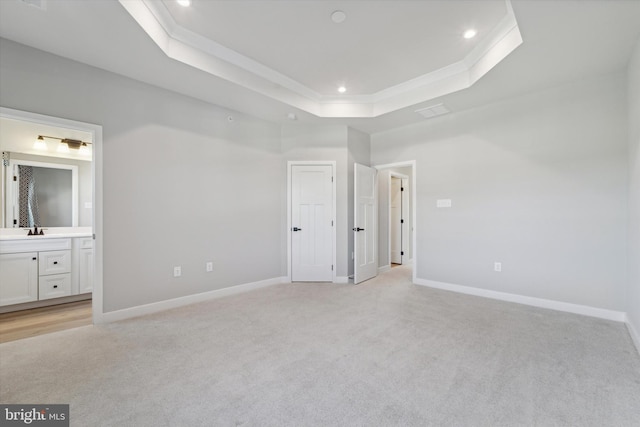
[415,278,626,322]
[98,276,287,323]
[626,317,640,355]
[378,265,391,274]
[335,276,349,284]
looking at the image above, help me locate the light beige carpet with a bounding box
[1,265,639,426]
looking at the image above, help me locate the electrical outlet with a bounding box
[173,266,182,277]
[206,262,213,272]
[494,262,502,272]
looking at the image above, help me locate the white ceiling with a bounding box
[160,0,507,95]
[0,0,639,134]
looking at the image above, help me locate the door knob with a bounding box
[292,227,302,232]
[353,227,365,232]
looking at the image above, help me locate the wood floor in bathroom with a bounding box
[0,300,92,343]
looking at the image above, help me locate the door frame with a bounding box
[389,172,409,265]
[374,160,417,284]
[287,160,337,283]
[0,106,104,323]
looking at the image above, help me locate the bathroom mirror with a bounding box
[4,159,78,228]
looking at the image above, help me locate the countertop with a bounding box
[0,227,92,241]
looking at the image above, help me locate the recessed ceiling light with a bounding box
[331,10,347,24]
[177,0,191,7]
[338,86,347,94]
[463,29,477,39]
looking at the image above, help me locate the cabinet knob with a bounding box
[53,285,58,289]
[53,261,58,265]
[32,257,37,261]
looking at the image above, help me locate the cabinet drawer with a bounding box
[39,250,71,276]
[39,273,72,300]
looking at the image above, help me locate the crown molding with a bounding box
[118,0,522,118]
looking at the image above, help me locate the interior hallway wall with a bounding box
[371,72,629,311]
[0,39,283,313]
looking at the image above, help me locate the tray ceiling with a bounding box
[120,0,522,117]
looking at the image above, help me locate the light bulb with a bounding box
[33,136,47,151]
[57,142,70,153]
[79,143,91,156]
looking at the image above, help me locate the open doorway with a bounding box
[0,107,102,341]
[374,161,417,283]
[390,174,409,266]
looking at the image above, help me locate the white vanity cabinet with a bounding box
[0,252,38,306]
[0,235,93,308]
[74,237,93,294]
[38,249,72,300]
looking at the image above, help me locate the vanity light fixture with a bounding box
[338,86,347,93]
[177,0,191,7]
[37,135,92,153]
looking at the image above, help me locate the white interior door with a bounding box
[354,163,377,284]
[291,165,333,282]
[390,177,402,264]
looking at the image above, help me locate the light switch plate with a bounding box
[436,199,452,208]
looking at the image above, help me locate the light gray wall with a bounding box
[371,73,629,311]
[627,37,640,332]
[281,124,349,277]
[0,39,283,313]
[347,127,371,277]
[9,152,92,226]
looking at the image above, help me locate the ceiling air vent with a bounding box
[19,0,46,10]
[415,103,450,119]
